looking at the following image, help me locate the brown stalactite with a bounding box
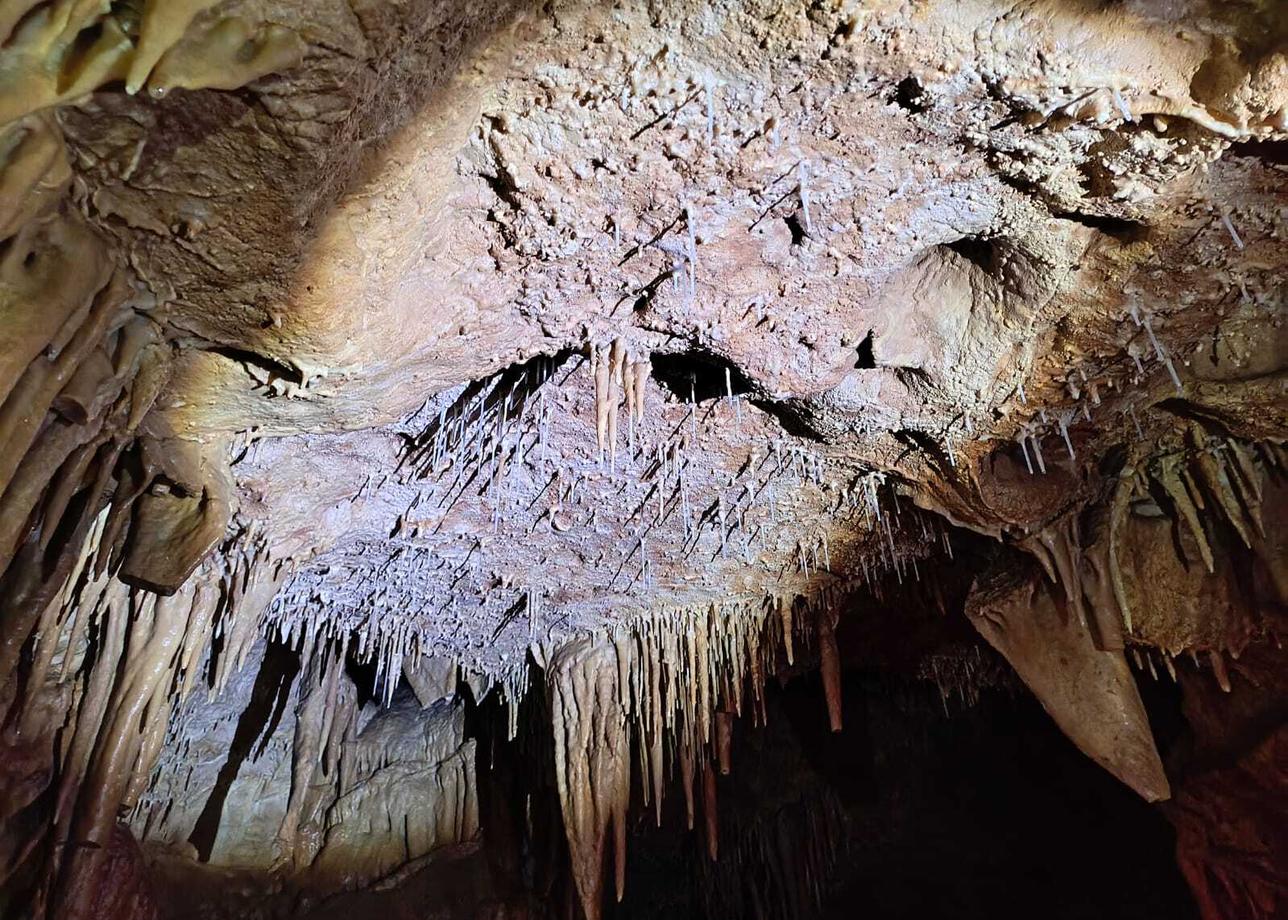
[56,589,189,920]
[817,608,843,733]
[701,756,719,863]
[548,637,630,920]
[967,564,1172,802]
[679,744,695,833]
[0,266,127,569]
[715,711,733,776]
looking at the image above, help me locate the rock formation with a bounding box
[0,1,1284,918]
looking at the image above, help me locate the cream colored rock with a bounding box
[967,566,1171,802]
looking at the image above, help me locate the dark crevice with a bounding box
[1153,398,1236,435]
[749,398,826,442]
[620,268,673,313]
[784,212,807,245]
[854,330,876,369]
[945,236,997,273]
[1226,138,1288,167]
[480,167,522,213]
[345,650,382,710]
[188,643,300,862]
[400,349,577,475]
[831,14,858,43]
[204,344,305,385]
[647,347,822,440]
[649,350,753,403]
[893,427,950,471]
[57,23,108,93]
[1053,210,1149,242]
[892,76,927,113]
[995,171,1041,200]
[1141,476,1198,568]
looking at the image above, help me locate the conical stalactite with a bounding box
[1024,435,1285,665]
[547,637,631,920]
[816,606,843,733]
[965,561,1171,802]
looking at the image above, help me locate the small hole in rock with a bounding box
[946,236,996,273]
[855,330,876,369]
[784,212,807,246]
[893,76,927,113]
[650,351,752,403]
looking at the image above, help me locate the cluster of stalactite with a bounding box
[125,601,482,892]
[1018,428,1280,652]
[968,433,1285,803]
[0,0,308,644]
[0,110,173,673]
[259,642,479,882]
[0,0,305,118]
[914,644,1013,712]
[2,511,480,912]
[0,521,280,919]
[545,589,850,920]
[3,365,1280,920]
[0,11,313,915]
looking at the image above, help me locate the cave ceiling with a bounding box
[0,1,1285,918]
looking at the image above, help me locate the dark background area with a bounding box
[612,665,1197,920]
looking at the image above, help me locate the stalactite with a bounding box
[1156,453,1212,573]
[608,339,623,466]
[311,693,477,884]
[632,358,648,423]
[817,606,842,732]
[1006,434,1279,716]
[698,782,847,920]
[548,637,631,920]
[1106,466,1135,634]
[55,578,208,920]
[0,266,126,572]
[715,710,733,775]
[778,595,794,665]
[967,567,1171,802]
[702,756,719,861]
[148,17,306,94]
[275,642,346,868]
[533,582,874,916]
[593,344,609,458]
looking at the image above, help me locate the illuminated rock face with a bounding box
[0,1,1284,918]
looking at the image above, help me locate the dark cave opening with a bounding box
[604,664,1196,920]
[649,350,754,404]
[791,671,1195,920]
[944,236,998,273]
[893,76,928,113]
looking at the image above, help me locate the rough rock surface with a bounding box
[0,1,1285,919]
